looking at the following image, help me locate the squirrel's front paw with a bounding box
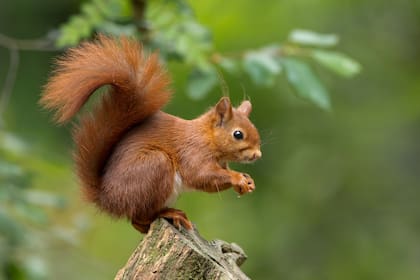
[233,173,255,195]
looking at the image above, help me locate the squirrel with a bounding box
[40,35,261,233]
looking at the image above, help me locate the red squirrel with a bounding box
[40,35,261,233]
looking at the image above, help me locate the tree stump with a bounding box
[115,219,250,280]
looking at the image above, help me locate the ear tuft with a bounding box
[237,100,252,117]
[215,97,232,125]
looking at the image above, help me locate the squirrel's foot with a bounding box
[131,219,151,234]
[158,208,193,231]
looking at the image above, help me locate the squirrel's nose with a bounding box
[252,150,262,160]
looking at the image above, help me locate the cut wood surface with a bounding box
[115,218,250,280]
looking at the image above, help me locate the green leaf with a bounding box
[15,203,48,224]
[0,132,27,156]
[187,67,218,100]
[282,58,331,110]
[218,57,239,74]
[96,0,132,20]
[243,47,281,86]
[97,22,137,36]
[56,15,93,47]
[70,15,92,38]
[0,212,22,245]
[56,26,80,47]
[56,0,134,47]
[81,2,103,26]
[182,21,212,42]
[289,29,339,47]
[118,0,134,18]
[24,190,66,209]
[0,160,23,177]
[94,0,113,18]
[311,50,362,78]
[23,257,48,279]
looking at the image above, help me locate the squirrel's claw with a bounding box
[233,173,256,195]
[158,208,193,231]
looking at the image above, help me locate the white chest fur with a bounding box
[164,172,192,207]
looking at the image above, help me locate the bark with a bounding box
[115,218,250,280]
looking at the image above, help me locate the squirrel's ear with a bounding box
[215,97,232,125]
[237,100,252,117]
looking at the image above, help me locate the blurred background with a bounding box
[1,0,420,279]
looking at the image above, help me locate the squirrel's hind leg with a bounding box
[102,148,176,233]
[131,208,192,233]
[158,208,193,231]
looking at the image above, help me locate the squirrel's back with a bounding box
[40,35,172,202]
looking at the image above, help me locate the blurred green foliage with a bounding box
[55,0,360,109]
[1,0,420,279]
[0,131,79,279]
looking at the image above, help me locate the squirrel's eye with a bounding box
[233,130,244,140]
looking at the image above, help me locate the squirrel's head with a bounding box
[211,97,261,163]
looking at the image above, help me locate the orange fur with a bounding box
[41,35,261,233]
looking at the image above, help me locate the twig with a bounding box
[0,42,19,123]
[0,33,59,125]
[0,33,59,51]
[132,0,150,39]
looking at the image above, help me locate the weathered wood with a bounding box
[115,219,250,280]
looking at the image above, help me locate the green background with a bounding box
[1,0,420,279]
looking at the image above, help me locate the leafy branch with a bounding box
[0,0,362,127]
[0,0,361,114]
[55,0,362,110]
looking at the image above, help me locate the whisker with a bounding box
[240,83,248,100]
[258,129,282,146]
[215,184,223,201]
[216,70,230,97]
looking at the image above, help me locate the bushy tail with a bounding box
[40,35,172,202]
